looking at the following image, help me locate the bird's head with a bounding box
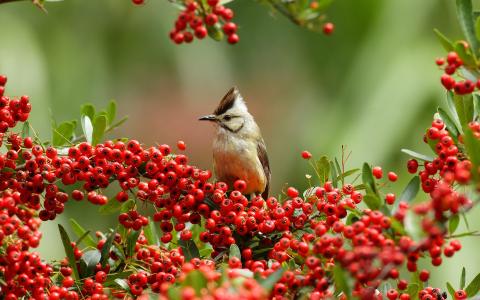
[199,87,255,133]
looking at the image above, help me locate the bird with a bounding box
[199,87,270,199]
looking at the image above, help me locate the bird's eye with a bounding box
[223,115,232,121]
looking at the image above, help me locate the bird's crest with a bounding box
[214,87,244,115]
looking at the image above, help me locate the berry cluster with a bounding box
[167,0,238,45]
[0,73,478,299]
[438,50,478,94]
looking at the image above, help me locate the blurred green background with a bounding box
[1,0,479,291]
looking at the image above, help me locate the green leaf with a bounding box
[179,239,200,262]
[167,287,181,300]
[449,214,460,234]
[474,94,480,120]
[407,283,420,299]
[81,103,95,121]
[361,163,378,195]
[401,149,434,162]
[92,115,108,146]
[447,91,462,127]
[363,194,381,210]
[316,156,330,184]
[476,16,480,41]
[465,272,480,297]
[454,41,477,67]
[52,121,75,146]
[120,199,135,213]
[106,100,117,125]
[446,282,456,299]
[70,219,96,248]
[98,197,122,215]
[21,121,30,138]
[183,270,208,296]
[126,229,141,258]
[114,278,130,292]
[58,224,80,280]
[457,0,479,55]
[229,244,241,260]
[330,161,338,188]
[434,29,455,52]
[463,129,480,180]
[438,107,460,143]
[390,218,407,235]
[335,168,360,182]
[79,250,101,278]
[100,230,116,267]
[143,218,159,246]
[333,265,351,299]
[398,176,420,204]
[454,94,474,130]
[258,268,285,291]
[461,267,466,289]
[81,115,93,144]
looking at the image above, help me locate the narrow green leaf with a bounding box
[398,176,420,204]
[106,100,117,125]
[474,94,480,120]
[390,218,407,235]
[363,194,381,210]
[58,224,80,280]
[120,199,135,213]
[465,272,480,297]
[461,267,466,289]
[81,103,95,121]
[335,168,360,182]
[457,0,479,55]
[476,16,480,41]
[449,214,461,234]
[81,115,93,144]
[258,268,285,291]
[434,28,455,52]
[70,219,96,248]
[229,244,241,260]
[330,161,338,188]
[21,121,30,138]
[454,94,474,130]
[316,156,330,184]
[463,129,480,180]
[454,41,477,67]
[179,239,200,261]
[52,121,75,146]
[446,282,456,299]
[143,218,159,246]
[183,270,208,296]
[79,250,101,278]
[92,115,108,146]
[401,149,434,162]
[114,278,130,292]
[333,265,351,299]
[126,230,141,258]
[438,107,460,143]
[407,283,420,298]
[100,230,116,267]
[362,163,378,195]
[98,197,122,215]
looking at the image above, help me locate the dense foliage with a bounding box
[2,0,480,300]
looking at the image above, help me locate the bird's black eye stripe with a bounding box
[223,115,232,121]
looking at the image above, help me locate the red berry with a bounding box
[177,140,186,151]
[301,151,312,159]
[132,0,145,4]
[388,171,398,182]
[0,75,6,86]
[323,22,334,35]
[227,33,239,44]
[372,166,383,179]
[455,290,467,300]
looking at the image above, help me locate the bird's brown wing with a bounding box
[257,138,271,199]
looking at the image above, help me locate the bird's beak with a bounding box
[198,114,217,122]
